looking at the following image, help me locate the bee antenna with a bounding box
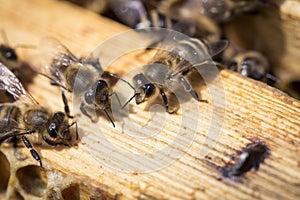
[39,72,70,92]
[266,73,280,83]
[103,109,115,128]
[108,73,136,91]
[14,44,36,50]
[121,93,138,109]
[27,91,39,105]
[1,30,10,45]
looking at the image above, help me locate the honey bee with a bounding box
[39,38,131,127]
[0,62,77,167]
[122,34,228,113]
[109,0,220,42]
[224,51,278,83]
[151,0,283,23]
[205,138,270,180]
[0,31,37,103]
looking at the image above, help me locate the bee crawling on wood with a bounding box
[39,38,133,127]
[0,62,78,167]
[122,33,228,113]
[205,138,270,180]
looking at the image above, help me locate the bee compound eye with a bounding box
[5,49,17,60]
[144,83,155,98]
[48,123,58,138]
[84,89,95,104]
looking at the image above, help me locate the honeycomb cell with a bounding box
[0,151,10,193]
[61,183,80,200]
[16,165,48,197]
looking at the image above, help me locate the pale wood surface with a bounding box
[280,0,300,83]
[0,0,299,199]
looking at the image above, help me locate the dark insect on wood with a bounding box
[206,138,270,180]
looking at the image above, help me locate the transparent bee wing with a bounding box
[171,39,228,77]
[207,40,228,57]
[83,54,104,76]
[39,37,79,89]
[0,62,37,104]
[149,34,216,77]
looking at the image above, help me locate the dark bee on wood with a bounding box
[206,138,270,180]
[39,38,132,127]
[122,34,227,113]
[224,51,278,83]
[0,62,77,167]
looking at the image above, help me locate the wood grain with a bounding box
[0,0,299,199]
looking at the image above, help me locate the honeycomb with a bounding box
[0,148,119,200]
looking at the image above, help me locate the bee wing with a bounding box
[0,62,37,104]
[170,39,228,77]
[38,37,79,88]
[0,119,34,144]
[207,40,228,57]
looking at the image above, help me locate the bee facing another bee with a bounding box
[39,38,133,127]
[123,33,228,113]
[0,62,77,167]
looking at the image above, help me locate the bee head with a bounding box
[135,83,156,104]
[48,112,72,142]
[240,56,268,80]
[0,45,18,61]
[85,80,109,107]
[133,73,155,104]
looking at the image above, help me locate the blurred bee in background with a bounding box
[150,0,284,23]
[122,35,227,113]
[39,38,133,127]
[109,0,221,43]
[0,62,77,167]
[223,51,278,83]
[0,30,37,103]
[220,0,285,85]
[135,0,285,84]
[205,138,270,180]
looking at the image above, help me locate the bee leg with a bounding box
[11,136,27,160]
[103,109,115,128]
[42,136,69,147]
[80,102,98,123]
[160,89,172,113]
[63,121,79,140]
[70,121,79,140]
[179,76,208,103]
[21,136,42,168]
[62,91,74,118]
